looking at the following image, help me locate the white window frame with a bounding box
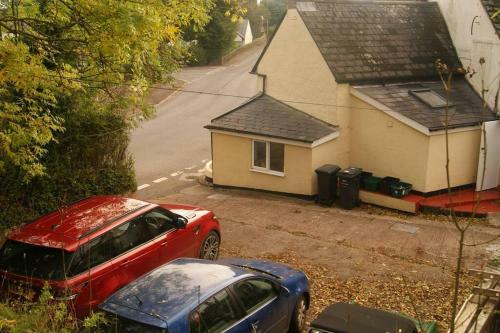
[251,140,285,177]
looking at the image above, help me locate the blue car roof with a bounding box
[99,258,251,327]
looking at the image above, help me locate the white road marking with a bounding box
[201,159,208,163]
[152,177,168,184]
[137,184,151,191]
[198,169,205,173]
[170,171,184,177]
[184,165,196,170]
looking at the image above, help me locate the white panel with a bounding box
[476,120,500,191]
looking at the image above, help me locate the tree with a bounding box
[247,0,270,38]
[436,59,499,332]
[186,0,247,65]
[246,0,286,38]
[0,0,214,179]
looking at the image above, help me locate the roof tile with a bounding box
[206,95,337,143]
[297,1,461,84]
[354,78,498,131]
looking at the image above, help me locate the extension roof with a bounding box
[353,78,498,131]
[481,0,500,35]
[205,94,338,143]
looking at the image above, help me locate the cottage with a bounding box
[234,18,253,46]
[206,0,499,197]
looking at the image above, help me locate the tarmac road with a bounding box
[129,40,264,200]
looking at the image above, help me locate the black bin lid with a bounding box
[310,303,418,333]
[315,164,341,175]
[338,167,362,178]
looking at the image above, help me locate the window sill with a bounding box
[250,168,285,177]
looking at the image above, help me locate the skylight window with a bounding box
[409,89,450,108]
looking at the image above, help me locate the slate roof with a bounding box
[205,94,338,143]
[481,0,500,35]
[294,0,461,84]
[354,78,498,131]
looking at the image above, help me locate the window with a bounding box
[409,89,449,108]
[232,278,278,314]
[189,289,242,333]
[67,208,175,276]
[252,140,285,174]
[0,240,73,280]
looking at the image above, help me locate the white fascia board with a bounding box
[350,87,432,135]
[311,132,340,147]
[209,129,339,148]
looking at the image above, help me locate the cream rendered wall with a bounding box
[435,0,500,110]
[256,8,351,167]
[349,96,431,192]
[211,132,315,195]
[426,129,482,191]
[311,139,345,193]
[256,9,338,125]
[349,94,482,192]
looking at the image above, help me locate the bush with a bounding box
[186,0,238,65]
[0,106,136,229]
[188,43,210,66]
[0,284,107,332]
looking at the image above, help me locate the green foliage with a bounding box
[0,103,136,228]
[186,0,242,65]
[0,39,67,180]
[247,0,270,38]
[0,0,214,179]
[246,0,286,38]
[265,0,287,27]
[0,284,106,332]
[0,0,220,227]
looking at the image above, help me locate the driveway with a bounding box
[129,40,265,200]
[155,184,500,329]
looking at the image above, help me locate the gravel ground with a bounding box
[221,246,477,331]
[155,185,499,332]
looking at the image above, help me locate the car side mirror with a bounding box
[176,216,188,229]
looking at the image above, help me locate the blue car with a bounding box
[99,258,310,333]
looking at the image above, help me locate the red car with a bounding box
[0,196,220,318]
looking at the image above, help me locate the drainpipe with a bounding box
[255,73,267,94]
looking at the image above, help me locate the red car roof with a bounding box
[8,196,154,251]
